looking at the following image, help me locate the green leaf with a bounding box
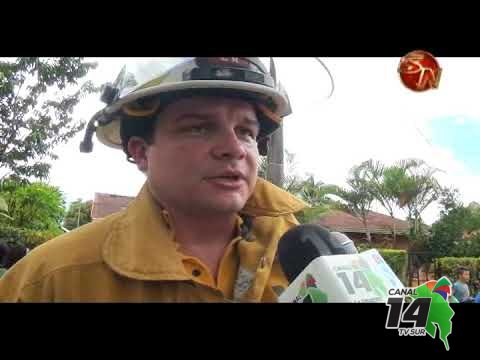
[0,57,98,181]
[0,212,13,220]
[0,196,8,212]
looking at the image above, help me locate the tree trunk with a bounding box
[391,213,397,248]
[362,217,372,243]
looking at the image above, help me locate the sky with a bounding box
[42,57,480,225]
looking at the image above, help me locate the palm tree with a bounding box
[396,159,442,241]
[332,163,376,242]
[359,159,411,247]
[364,158,442,247]
[299,174,337,207]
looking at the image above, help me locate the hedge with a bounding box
[0,224,62,249]
[435,257,480,283]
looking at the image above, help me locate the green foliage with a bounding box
[0,196,7,212]
[466,203,480,233]
[438,186,462,215]
[428,189,480,258]
[296,205,334,224]
[435,257,480,284]
[378,249,408,284]
[0,224,61,249]
[259,150,305,195]
[354,159,441,245]
[260,151,342,224]
[356,243,375,252]
[296,174,338,208]
[398,159,442,239]
[22,228,63,249]
[281,150,305,195]
[63,199,92,230]
[331,162,377,242]
[0,196,13,220]
[450,234,480,258]
[0,181,66,232]
[0,224,24,244]
[260,154,443,245]
[0,57,98,180]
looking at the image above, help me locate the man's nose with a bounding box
[211,128,248,160]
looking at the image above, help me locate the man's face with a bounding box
[460,271,470,282]
[137,96,260,216]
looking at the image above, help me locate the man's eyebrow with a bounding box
[174,113,260,128]
[240,117,260,129]
[174,113,212,122]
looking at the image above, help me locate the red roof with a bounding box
[90,193,135,220]
[313,210,410,235]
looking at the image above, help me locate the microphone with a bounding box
[277,224,404,303]
[329,231,358,255]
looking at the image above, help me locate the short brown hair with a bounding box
[457,267,470,276]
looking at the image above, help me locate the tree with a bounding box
[0,196,12,220]
[258,149,303,194]
[438,186,462,215]
[281,150,304,195]
[333,162,376,242]
[63,199,92,230]
[429,206,469,258]
[0,57,98,180]
[293,174,342,224]
[0,181,66,232]
[465,202,480,234]
[355,159,405,243]
[396,159,442,243]
[361,158,441,248]
[259,150,340,224]
[0,174,14,220]
[427,187,480,258]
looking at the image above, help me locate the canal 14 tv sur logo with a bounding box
[386,288,429,336]
[385,277,455,351]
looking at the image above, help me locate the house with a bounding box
[311,210,411,250]
[90,193,135,220]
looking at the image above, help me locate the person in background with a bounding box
[452,267,474,303]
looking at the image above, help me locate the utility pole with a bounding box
[267,123,284,188]
[77,203,81,228]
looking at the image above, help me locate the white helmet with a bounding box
[80,57,292,156]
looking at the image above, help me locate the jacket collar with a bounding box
[102,178,307,281]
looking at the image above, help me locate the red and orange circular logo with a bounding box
[398,50,442,92]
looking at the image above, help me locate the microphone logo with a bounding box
[293,274,329,303]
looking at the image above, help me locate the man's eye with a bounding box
[188,126,209,135]
[238,127,256,140]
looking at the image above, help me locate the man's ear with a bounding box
[127,137,149,172]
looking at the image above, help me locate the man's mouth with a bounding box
[211,175,241,181]
[205,171,246,189]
